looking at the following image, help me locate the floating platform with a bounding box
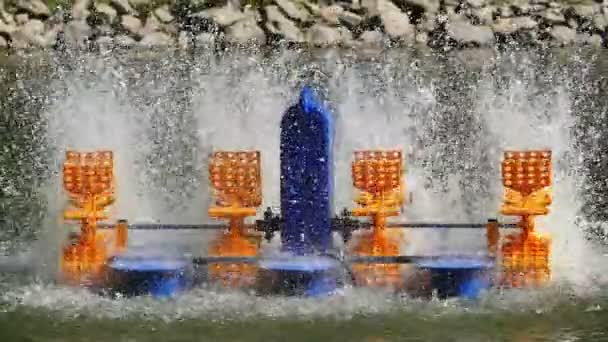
[415,256,495,299]
[106,255,193,298]
[256,256,342,297]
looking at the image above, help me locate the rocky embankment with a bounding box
[0,0,607,50]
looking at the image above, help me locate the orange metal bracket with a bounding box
[499,150,552,288]
[207,151,262,288]
[348,150,405,289]
[60,150,127,284]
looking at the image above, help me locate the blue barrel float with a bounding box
[415,256,495,299]
[257,86,340,296]
[106,253,193,298]
[256,255,341,297]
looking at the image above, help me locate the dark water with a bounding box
[1,47,608,341]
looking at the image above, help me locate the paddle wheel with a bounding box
[61,150,127,285]
[348,150,405,289]
[207,151,263,288]
[499,150,552,288]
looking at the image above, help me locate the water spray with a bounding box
[54,87,557,300]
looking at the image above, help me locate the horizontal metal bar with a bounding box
[191,254,496,265]
[98,223,226,230]
[98,222,519,230]
[193,256,261,264]
[386,223,519,228]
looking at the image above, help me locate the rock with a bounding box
[550,25,575,45]
[16,0,50,18]
[225,16,265,45]
[0,20,15,36]
[360,0,380,16]
[419,12,436,32]
[178,30,192,49]
[497,6,513,17]
[572,5,595,18]
[141,14,160,35]
[110,0,137,16]
[155,5,174,23]
[359,29,384,46]
[448,20,494,46]
[543,9,566,23]
[340,11,363,28]
[492,17,538,34]
[15,14,29,25]
[72,0,91,21]
[193,5,245,27]
[319,3,361,28]
[400,0,440,13]
[274,0,310,22]
[265,5,304,42]
[415,30,428,44]
[339,26,354,46]
[576,33,602,46]
[97,25,113,36]
[140,31,173,47]
[194,32,215,47]
[379,1,415,41]
[63,20,91,48]
[300,0,320,15]
[307,23,342,46]
[1,6,15,26]
[320,5,344,26]
[96,36,114,48]
[115,34,135,47]
[470,6,494,25]
[587,34,602,47]
[10,19,56,48]
[121,15,142,36]
[593,14,607,31]
[512,3,532,15]
[95,3,118,24]
[0,35,7,48]
[466,0,486,8]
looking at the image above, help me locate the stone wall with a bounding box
[0,0,607,50]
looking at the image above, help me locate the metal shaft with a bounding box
[99,222,518,230]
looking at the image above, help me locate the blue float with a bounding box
[415,256,495,299]
[106,255,193,298]
[256,256,341,297]
[257,86,339,297]
[280,86,334,255]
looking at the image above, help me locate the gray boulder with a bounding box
[379,0,415,42]
[95,3,118,24]
[550,25,575,45]
[492,17,538,34]
[448,20,494,46]
[16,0,50,18]
[155,5,174,23]
[307,23,342,46]
[111,0,137,15]
[265,5,304,42]
[274,0,310,22]
[140,31,174,47]
[71,0,91,21]
[193,5,245,27]
[121,15,142,36]
[115,34,136,47]
[63,20,92,48]
[225,16,265,45]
